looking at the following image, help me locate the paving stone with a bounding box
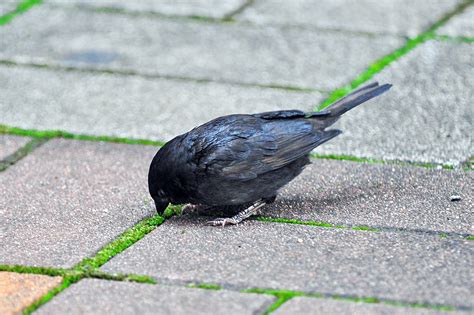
[0,65,322,141]
[103,217,473,309]
[237,0,463,37]
[47,0,246,19]
[317,41,473,164]
[0,135,30,160]
[0,1,17,16]
[262,159,473,234]
[273,297,469,315]
[0,139,157,268]
[0,7,403,91]
[437,6,474,38]
[0,272,62,315]
[36,279,275,315]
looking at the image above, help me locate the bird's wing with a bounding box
[192,115,340,181]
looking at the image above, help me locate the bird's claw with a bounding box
[206,218,238,227]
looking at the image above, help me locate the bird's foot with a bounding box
[206,200,266,227]
[206,217,240,226]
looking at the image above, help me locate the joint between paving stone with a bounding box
[253,216,473,240]
[432,34,474,43]
[0,59,323,93]
[0,137,49,172]
[315,0,474,111]
[0,0,42,26]
[222,0,255,21]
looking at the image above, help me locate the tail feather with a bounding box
[307,82,392,129]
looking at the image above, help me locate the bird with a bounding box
[148,82,392,226]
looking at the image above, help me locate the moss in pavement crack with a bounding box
[0,137,49,172]
[187,283,222,290]
[0,124,165,147]
[256,217,380,232]
[315,0,473,111]
[0,0,42,26]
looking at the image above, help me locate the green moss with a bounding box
[0,0,42,26]
[465,235,474,241]
[439,233,448,238]
[315,0,473,111]
[433,34,474,43]
[255,217,380,232]
[262,296,292,314]
[0,137,48,172]
[75,214,166,270]
[188,283,222,290]
[0,264,66,277]
[22,276,78,315]
[311,153,455,170]
[0,124,164,146]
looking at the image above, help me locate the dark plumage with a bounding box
[148,82,392,225]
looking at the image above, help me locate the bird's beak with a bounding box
[153,198,169,215]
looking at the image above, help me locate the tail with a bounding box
[308,82,392,129]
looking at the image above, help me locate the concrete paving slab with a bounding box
[262,159,473,235]
[317,41,473,164]
[36,279,275,315]
[237,0,463,37]
[0,272,62,315]
[273,297,469,315]
[437,6,474,38]
[47,0,246,19]
[0,7,403,90]
[0,135,30,160]
[0,65,322,141]
[0,2,17,16]
[102,217,474,309]
[0,139,157,268]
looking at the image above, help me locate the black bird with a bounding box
[148,82,391,226]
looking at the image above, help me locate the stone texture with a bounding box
[0,65,322,141]
[0,139,157,268]
[437,6,474,38]
[47,0,246,19]
[262,159,473,234]
[36,279,275,315]
[0,2,17,16]
[317,41,473,164]
[0,7,403,90]
[102,217,474,309]
[0,135,30,160]
[237,0,463,37]
[0,272,62,315]
[273,297,469,315]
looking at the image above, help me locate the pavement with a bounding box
[0,0,472,314]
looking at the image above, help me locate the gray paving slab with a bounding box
[0,1,17,16]
[317,40,473,165]
[273,297,469,315]
[36,279,275,315]
[0,7,403,91]
[437,6,474,38]
[0,135,30,160]
[0,65,322,141]
[47,0,246,19]
[0,139,157,268]
[262,159,473,234]
[102,217,473,309]
[237,0,463,37]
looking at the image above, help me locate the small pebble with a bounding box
[450,195,461,202]
[297,238,303,243]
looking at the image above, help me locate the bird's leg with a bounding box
[207,200,266,227]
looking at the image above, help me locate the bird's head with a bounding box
[148,152,170,215]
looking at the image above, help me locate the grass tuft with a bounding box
[0,0,42,26]
[0,265,67,277]
[255,217,379,232]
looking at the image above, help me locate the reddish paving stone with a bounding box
[0,272,62,315]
